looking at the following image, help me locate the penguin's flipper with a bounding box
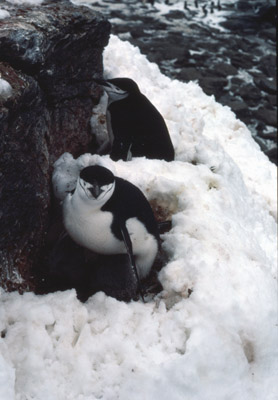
[126,144,133,161]
[120,224,145,302]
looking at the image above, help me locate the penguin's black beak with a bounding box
[93,78,109,88]
[89,184,101,199]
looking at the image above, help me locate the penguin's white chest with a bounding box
[63,193,158,278]
[63,197,124,254]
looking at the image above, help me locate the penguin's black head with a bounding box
[94,77,140,103]
[107,78,140,94]
[78,165,115,202]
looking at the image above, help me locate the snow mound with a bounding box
[0,35,277,400]
[0,78,12,101]
[0,9,10,19]
[5,0,44,5]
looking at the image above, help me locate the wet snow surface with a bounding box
[1,30,277,399]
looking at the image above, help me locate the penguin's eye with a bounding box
[80,179,88,188]
[108,84,127,96]
[113,88,126,96]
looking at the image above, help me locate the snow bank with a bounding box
[0,35,277,400]
[5,0,44,5]
[0,9,10,19]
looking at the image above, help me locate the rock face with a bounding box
[0,0,111,291]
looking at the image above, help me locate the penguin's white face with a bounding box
[103,82,129,104]
[72,165,116,207]
[77,177,115,206]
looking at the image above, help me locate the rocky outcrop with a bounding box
[0,0,111,291]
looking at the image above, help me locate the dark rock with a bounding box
[260,55,276,78]
[213,62,238,77]
[165,10,187,20]
[254,108,277,127]
[145,51,162,65]
[257,129,277,142]
[255,121,267,134]
[254,77,277,95]
[159,45,187,61]
[256,5,276,25]
[236,37,257,53]
[130,27,146,39]
[259,27,276,42]
[177,67,202,81]
[248,70,265,80]
[265,94,277,107]
[0,63,50,292]
[220,16,257,32]
[237,84,261,103]
[151,21,168,31]
[0,0,111,292]
[231,53,254,69]
[265,147,278,165]
[236,1,254,11]
[198,77,228,98]
[228,101,250,116]
[194,40,220,53]
[0,2,109,101]
[173,49,191,67]
[231,77,243,87]
[242,97,260,108]
[221,1,276,32]
[187,52,209,65]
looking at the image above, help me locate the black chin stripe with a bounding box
[105,185,114,195]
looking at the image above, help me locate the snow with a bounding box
[6,0,44,5]
[0,9,10,19]
[0,30,277,400]
[0,78,12,101]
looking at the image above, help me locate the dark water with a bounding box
[84,0,277,164]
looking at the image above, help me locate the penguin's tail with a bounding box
[158,220,172,234]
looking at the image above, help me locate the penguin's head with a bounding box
[94,77,140,104]
[77,165,115,205]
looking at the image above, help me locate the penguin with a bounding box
[94,77,175,162]
[63,165,160,299]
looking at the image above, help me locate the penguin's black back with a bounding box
[101,177,159,243]
[108,92,175,162]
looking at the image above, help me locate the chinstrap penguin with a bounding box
[63,165,160,299]
[94,77,175,162]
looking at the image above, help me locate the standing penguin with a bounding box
[63,165,160,298]
[94,77,175,162]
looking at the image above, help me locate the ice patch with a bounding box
[0,78,12,101]
[6,0,44,5]
[0,9,10,19]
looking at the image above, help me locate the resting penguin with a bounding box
[63,165,160,299]
[94,77,175,161]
